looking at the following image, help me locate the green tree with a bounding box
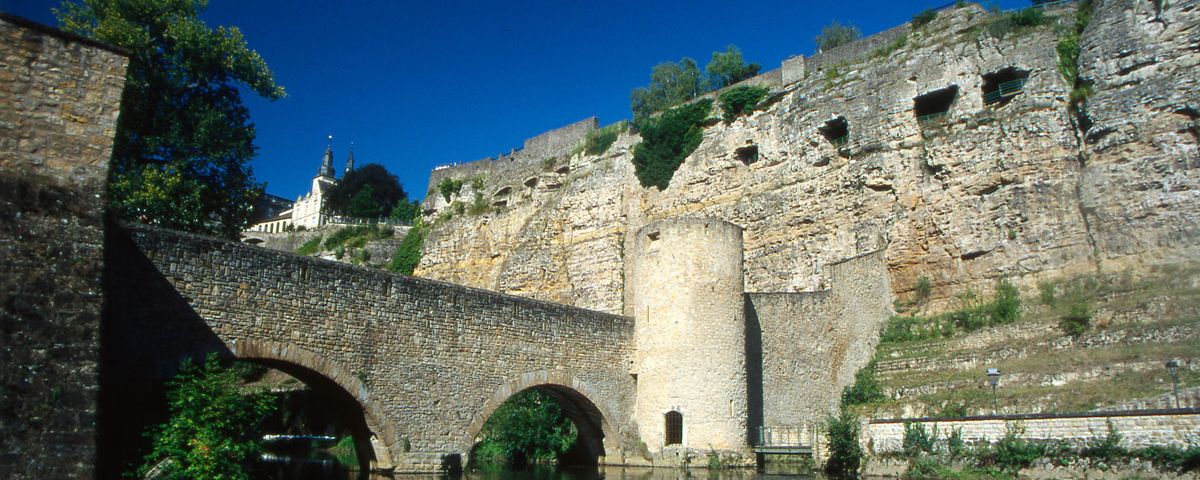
[56,0,285,239]
[630,57,709,121]
[135,353,275,479]
[473,389,577,467]
[816,21,862,52]
[632,100,713,190]
[325,163,408,219]
[825,408,863,477]
[390,199,421,224]
[706,45,761,89]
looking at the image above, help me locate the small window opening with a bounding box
[493,186,512,197]
[982,67,1029,107]
[664,411,683,446]
[524,177,538,188]
[555,165,570,175]
[492,199,508,208]
[734,145,759,165]
[914,86,959,126]
[646,231,660,241]
[818,117,850,147]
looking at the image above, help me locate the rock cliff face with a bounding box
[417,0,1199,316]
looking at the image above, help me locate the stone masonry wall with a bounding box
[747,251,893,430]
[0,14,127,479]
[106,223,638,472]
[866,410,1200,454]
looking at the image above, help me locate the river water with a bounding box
[253,456,825,480]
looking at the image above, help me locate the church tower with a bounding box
[317,140,336,179]
[344,143,355,176]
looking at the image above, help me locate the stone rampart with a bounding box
[867,409,1200,454]
[805,22,912,73]
[0,14,128,479]
[105,223,638,472]
[747,250,893,429]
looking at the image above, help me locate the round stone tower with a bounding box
[629,218,747,454]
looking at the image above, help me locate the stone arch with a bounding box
[224,339,397,471]
[464,370,620,466]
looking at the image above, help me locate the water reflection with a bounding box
[253,462,823,480]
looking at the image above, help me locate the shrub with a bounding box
[631,100,713,190]
[330,435,357,467]
[825,408,863,477]
[133,354,274,479]
[872,34,909,59]
[387,221,426,275]
[296,236,322,256]
[472,389,577,467]
[816,21,862,52]
[902,422,940,458]
[881,279,1020,344]
[584,122,626,156]
[915,276,933,304]
[438,178,463,202]
[1081,420,1125,460]
[468,191,489,216]
[987,7,1049,39]
[912,9,938,29]
[990,279,1021,325]
[1038,281,1057,306]
[842,359,886,407]
[1060,297,1091,336]
[947,427,967,459]
[718,85,771,122]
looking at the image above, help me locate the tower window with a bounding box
[914,86,959,126]
[665,411,683,446]
[818,117,850,147]
[982,67,1029,106]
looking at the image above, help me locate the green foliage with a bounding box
[583,122,627,156]
[912,9,938,29]
[872,34,909,59]
[134,354,274,479]
[631,100,713,190]
[323,225,392,251]
[718,85,771,122]
[841,359,886,407]
[56,0,285,239]
[326,164,408,219]
[329,435,357,468]
[706,44,762,89]
[915,276,933,304]
[387,220,426,275]
[986,7,1049,39]
[1057,1,1094,104]
[824,407,863,477]
[1060,296,1091,336]
[1037,280,1057,306]
[1080,420,1125,460]
[630,57,709,122]
[473,389,577,467]
[974,425,1061,474]
[467,191,490,216]
[816,21,862,52]
[947,427,967,459]
[438,178,464,202]
[903,422,940,459]
[295,236,322,256]
[882,279,1022,343]
[390,199,421,224]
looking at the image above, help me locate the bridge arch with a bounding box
[224,339,398,471]
[465,370,621,466]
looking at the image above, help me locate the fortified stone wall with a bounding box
[747,251,893,431]
[0,14,128,479]
[105,224,638,472]
[866,410,1200,454]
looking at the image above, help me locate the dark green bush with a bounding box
[387,221,426,275]
[915,276,933,304]
[438,178,463,202]
[841,359,887,406]
[912,9,938,28]
[825,408,863,477]
[987,7,1049,39]
[1080,421,1124,460]
[1060,298,1091,336]
[990,279,1021,325]
[718,85,771,122]
[631,100,713,190]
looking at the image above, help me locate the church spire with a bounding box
[344,142,355,176]
[318,135,335,178]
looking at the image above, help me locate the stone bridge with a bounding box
[104,223,639,473]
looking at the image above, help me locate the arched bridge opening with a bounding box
[466,373,619,468]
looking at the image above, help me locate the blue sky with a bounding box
[5,0,1030,201]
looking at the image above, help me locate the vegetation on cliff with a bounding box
[471,389,577,467]
[629,45,760,121]
[631,100,713,190]
[815,21,862,52]
[134,354,274,479]
[706,45,762,89]
[56,0,284,239]
[387,219,426,275]
[718,85,771,122]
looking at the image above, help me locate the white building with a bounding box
[247,142,354,233]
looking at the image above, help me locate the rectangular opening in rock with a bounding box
[914,86,959,126]
[982,67,1029,107]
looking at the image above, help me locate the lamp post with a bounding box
[1166,359,1180,409]
[987,368,1001,414]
